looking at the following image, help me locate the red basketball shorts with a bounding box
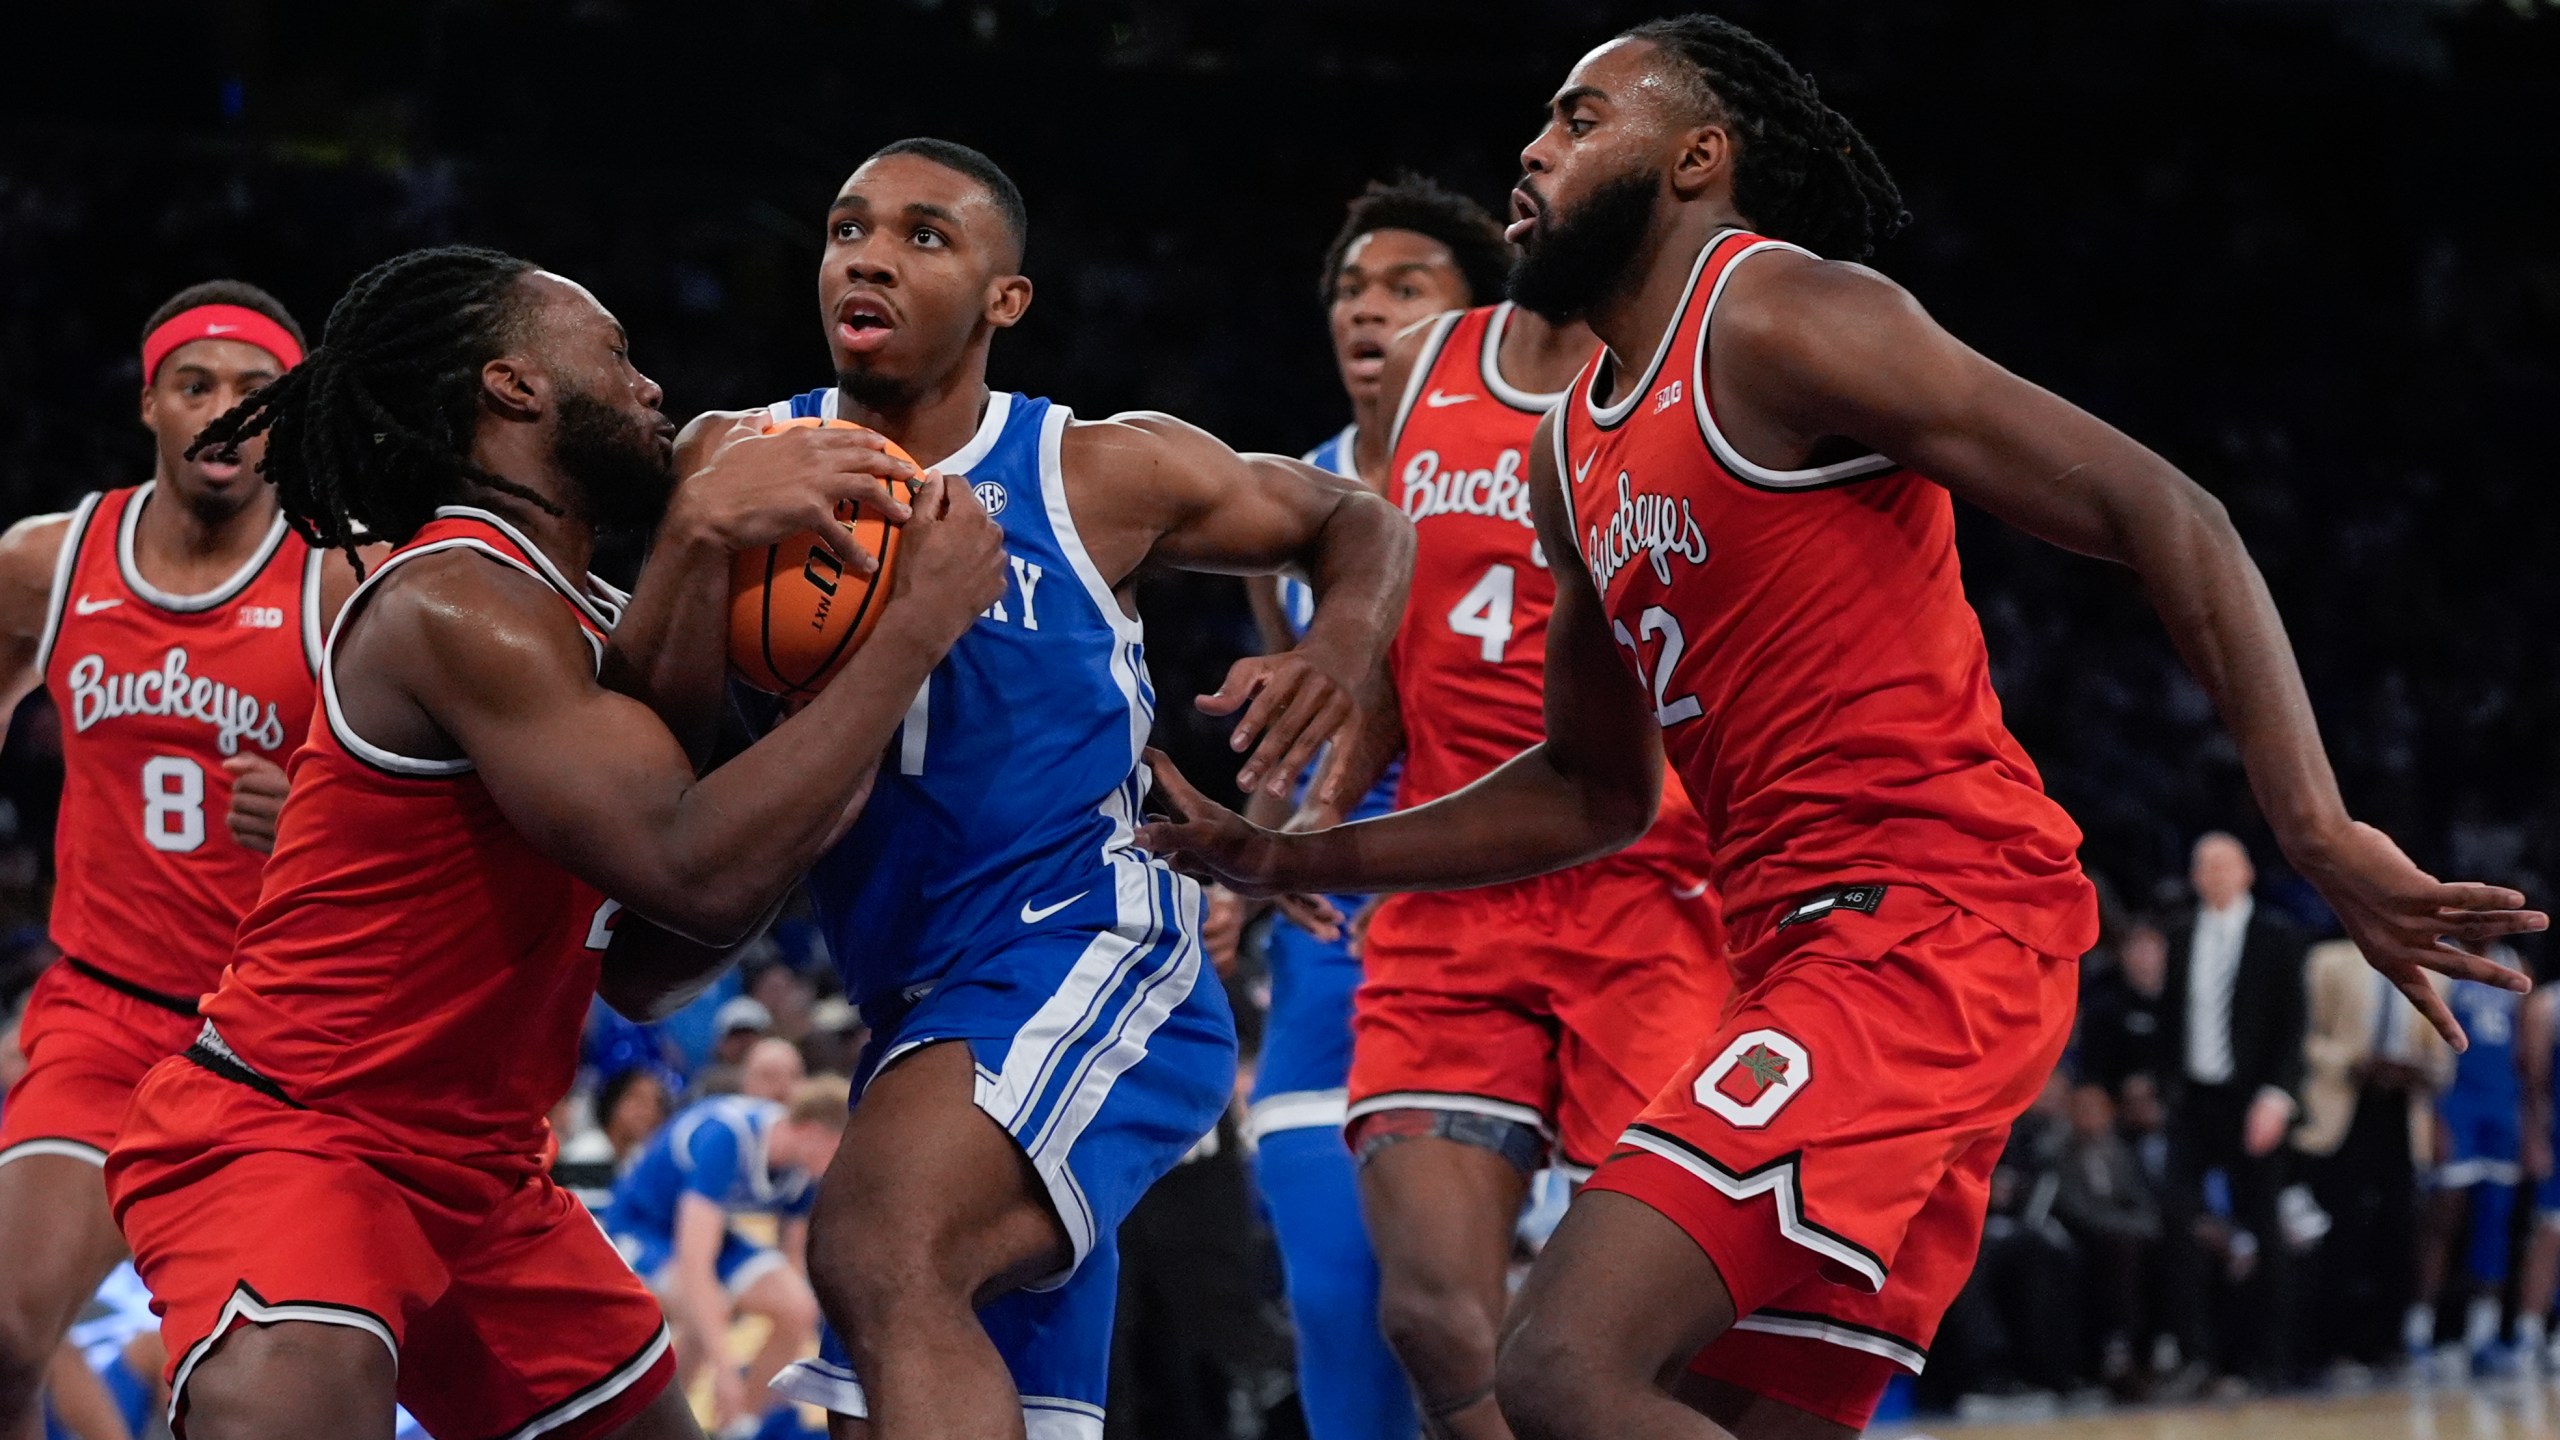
[1348,858,1728,1171]
[106,1057,672,1439]
[1583,885,2077,1430]
[0,958,201,1167]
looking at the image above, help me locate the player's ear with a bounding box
[1668,122,1732,203]
[138,379,160,431]
[478,354,547,422]
[986,273,1033,330]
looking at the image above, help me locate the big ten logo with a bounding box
[234,605,286,630]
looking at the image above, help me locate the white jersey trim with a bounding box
[319,536,607,777]
[1583,236,1725,430]
[31,491,105,678]
[1689,240,1897,490]
[1479,302,1572,415]
[1383,309,1465,457]
[769,1356,1105,1437]
[1345,1090,1557,1141]
[0,1137,108,1170]
[1730,1312,1927,1373]
[116,481,290,614]
[494,1326,673,1440]
[1036,403,1141,643]
[169,1283,400,1429]
[1244,1087,1348,1142]
[299,546,328,677]
[430,506,625,632]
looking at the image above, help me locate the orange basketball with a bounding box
[727,417,920,698]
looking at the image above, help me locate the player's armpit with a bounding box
[0,512,72,719]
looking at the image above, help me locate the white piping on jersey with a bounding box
[1689,240,1896,489]
[116,481,290,614]
[298,547,328,677]
[769,386,1015,477]
[429,505,626,632]
[1383,310,1463,458]
[1243,1087,1349,1141]
[31,491,104,678]
[1552,395,1582,539]
[1583,234,1726,429]
[668,1097,792,1208]
[320,536,608,777]
[1035,403,1139,642]
[1477,302,1573,415]
[169,1285,399,1430]
[1307,422,1358,480]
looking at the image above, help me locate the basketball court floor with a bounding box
[1880,1379,2560,1440]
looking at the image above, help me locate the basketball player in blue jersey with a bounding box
[1217,177,1509,1440]
[639,139,1411,1440]
[2410,946,2525,1370]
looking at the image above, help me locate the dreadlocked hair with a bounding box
[187,244,560,572]
[1622,15,1908,262]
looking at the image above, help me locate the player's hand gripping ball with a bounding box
[729,418,921,697]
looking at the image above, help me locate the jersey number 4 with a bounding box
[1613,607,1704,728]
[1448,564,1516,664]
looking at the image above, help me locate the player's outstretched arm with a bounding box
[1139,409,1664,896]
[1074,415,1413,801]
[378,472,1002,962]
[0,513,70,724]
[603,417,919,767]
[1715,251,2545,1046]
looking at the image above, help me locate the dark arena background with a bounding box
[2,2,2557,1438]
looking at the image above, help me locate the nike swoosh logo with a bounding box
[1574,454,1595,485]
[73,595,122,615]
[1424,390,1476,408]
[203,323,239,334]
[1672,881,1709,900]
[1021,891,1089,924]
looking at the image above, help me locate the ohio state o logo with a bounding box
[1694,1028,1811,1129]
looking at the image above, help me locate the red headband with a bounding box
[142,304,303,383]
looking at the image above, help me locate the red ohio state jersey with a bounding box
[1554,232,2096,957]
[1385,303,1708,869]
[36,484,322,1007]
[196,507,629,1174]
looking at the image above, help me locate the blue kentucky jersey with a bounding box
[1251,424,1397,1114]
[2447,966,2521,1108]
[768,386,1173,1010]
[609,1095,816,1244]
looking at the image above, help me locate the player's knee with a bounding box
[807,1213,953,1338]
[1494,1314,1607,1440]
[181,1323,394,1440]
[1376,1270,1495,1385]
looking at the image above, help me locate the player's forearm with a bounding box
[1288,490,1412,681]
[598,908,778,1021]
[2109,475,2349,852]
[1269,741,1648,894]
[642,624,939,943]
[603,515,732,769]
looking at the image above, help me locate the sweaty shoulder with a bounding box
[1712,249,1921,372]
[342,548,601,745]
[1709,249,1949,454]
[0,512,73,642]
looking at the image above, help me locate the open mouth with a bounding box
[1505,186,1541,245]
[196,449,243,482]
[835,293,897,354]
[1344,333,1388,384]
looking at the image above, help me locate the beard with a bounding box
[1507,169,1660,322]
[552,387,675,535]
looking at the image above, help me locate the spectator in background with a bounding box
[608,1078,846,1436]
[2159,832,2309,1385]
[2410,943,2527,1372]
[801,997,866,1080]
[741,1035,809,1104]
[745,959,819,1046]
[2296,936,2451,1372]
[2081,918,2169,1096]
[1929,1072,2083,1407]
[554,1066,678,1209]
[691,996,777,1098]
[2054,1082,2166,1395]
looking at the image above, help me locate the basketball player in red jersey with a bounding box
[99,244,1007,1440]
[1140,16,2544,1437]
[1319,236,1727,1440]
[0,280,365,1440]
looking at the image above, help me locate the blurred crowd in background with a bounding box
[2,0,2554,1434]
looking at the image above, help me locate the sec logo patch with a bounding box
[973,480,1009,517]
[1694,1028,1810,1129]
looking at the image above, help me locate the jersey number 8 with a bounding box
[141,754,206,853]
